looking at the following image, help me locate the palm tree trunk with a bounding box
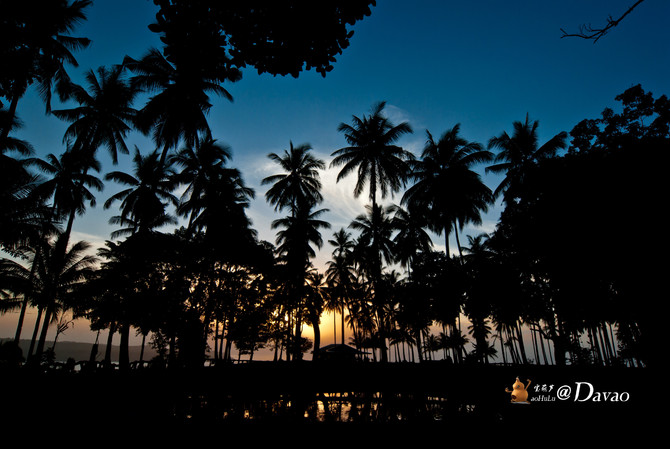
[341,303,346,346]
[118,323,130,371]
[312,320,321,360]
[14,247,41,343]
[453,219,464,263]
[515,322,528,364]
[34,301,56,362]
[104,323,116,367]
[139,333,146,364]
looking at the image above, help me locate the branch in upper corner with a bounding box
[560,0,645,43]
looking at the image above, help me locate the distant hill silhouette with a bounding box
[4,339,158,363]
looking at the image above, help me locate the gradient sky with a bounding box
[3,0,669,345]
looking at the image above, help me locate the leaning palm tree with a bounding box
[262,141,325,217]
[331,101,413,212]
[403,125,493,258]
[486,114,567,203]
[104,147,179,237]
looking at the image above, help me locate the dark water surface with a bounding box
[1,362,651,441]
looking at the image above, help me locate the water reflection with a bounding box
[176,391,468,424]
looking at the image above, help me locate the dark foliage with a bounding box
[149,0,376,77]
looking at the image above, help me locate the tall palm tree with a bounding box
[403,125,493,258]
[1,0,92,140]
[349,204,397,362]
[304,269,327,359]
[122,47,240,162]
[103,147,178,237]
[272,206,330,360]
[262,141,325,217]
[486,114,567,202]
[331,101,413,211]
[51,64,138,165]
[325,229,356,345]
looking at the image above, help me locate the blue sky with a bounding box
[3,0,669,343]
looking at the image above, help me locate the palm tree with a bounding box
[486,114,567,203]
[272,206,330,360]
[178,165,257,261]
[349,204,397,281]
[304,269,327,359]
[51,64,138,165]
[1,0,92,140]
[29,150,103,250]
[0,109,52,256]
[325,229,356,345]
[388,204,433,277]
[171,136,257,256]
[403,124,493,258]
[262,141,325,217]
[170,136,233,228]
[331,101,413,211]
[349,204,397,362]
[122,47,240,162]
[104,147,179,237]
[28,233,98,364]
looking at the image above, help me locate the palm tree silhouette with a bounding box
[272,206,330,360]
[51,64,138,165]
[27,233,98,364]
[171,136,256,257]
[29,150,102,249]
[264,142,327,360]
[262,141,325,217]
[389,204,433,277]
[331,101,413,212]
[349,204,397,362]
[171,136,233,231]
[0,109,52,256]
[122,47,239,162]
[103,147,178,237]
[1,0,92,141]
[325,229,357,345]
[486,114,567,203]
[403,124,493,258]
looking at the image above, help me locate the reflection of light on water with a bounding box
[174,391,480,424]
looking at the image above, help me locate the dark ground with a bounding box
[0,362,654,443]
